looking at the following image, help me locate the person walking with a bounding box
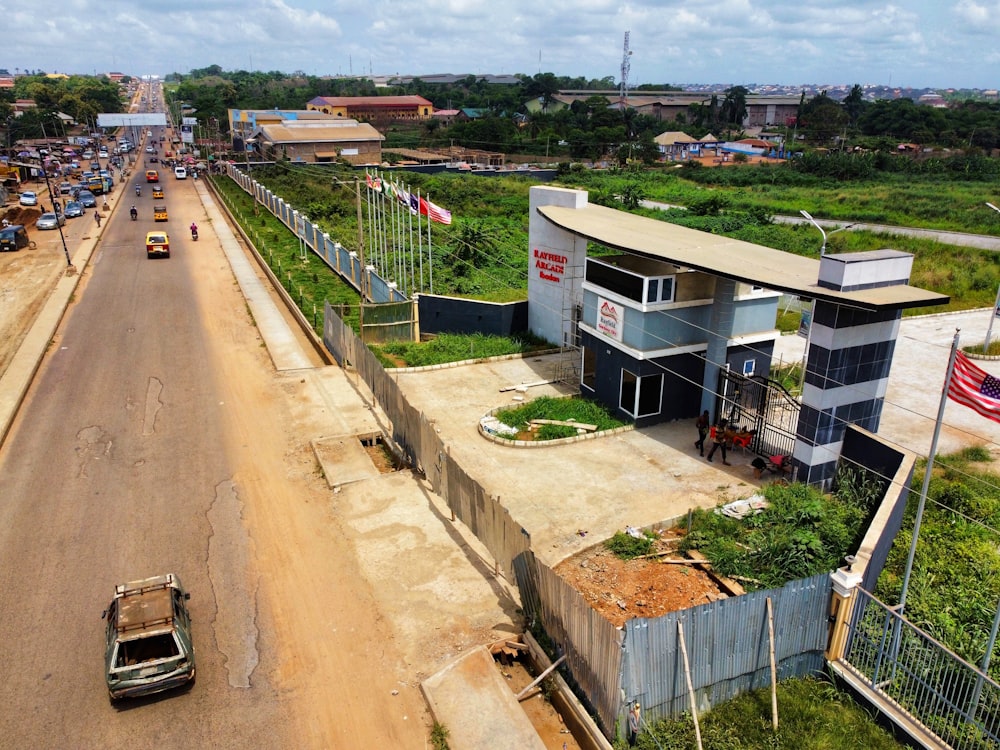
[706,418,731,465]
[694,410,710,456]
[94,210,101,227]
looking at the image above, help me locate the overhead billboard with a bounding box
[96,113,167,128]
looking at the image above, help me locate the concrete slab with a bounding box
[421,646,546,750]
[312,433,381,488]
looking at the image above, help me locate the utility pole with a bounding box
[356,177,366,338]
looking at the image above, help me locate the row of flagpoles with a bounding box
[364,170,452,298]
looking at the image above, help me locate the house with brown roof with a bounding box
[249,119,384,165]
[306,95,433,123]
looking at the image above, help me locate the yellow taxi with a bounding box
[153,204,168,222]
[145,231,170,259]
[152,184,164,199]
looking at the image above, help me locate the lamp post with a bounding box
[799,210,854,256]
[797,212,854,391]
[983,203,1000,353]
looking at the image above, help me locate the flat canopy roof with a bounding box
[537,203,949,311]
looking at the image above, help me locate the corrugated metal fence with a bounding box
[622,574,832,727]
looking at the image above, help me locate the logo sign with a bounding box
[798,306,812,339]
[597,297,623,342]
[533,247,566,283]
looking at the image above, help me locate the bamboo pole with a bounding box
[677,621,703,750]
[515,654,566,701]
[767,597,778,731]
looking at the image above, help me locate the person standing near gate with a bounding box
[694,410,710,456]
[706,418,731,465]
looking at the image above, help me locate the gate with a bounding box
[717,370,799,460]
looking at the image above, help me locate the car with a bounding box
[149,156,158,163]
[63,200,84,218]
[145,231,170,258]
[0,224,34,252]
[174,166,187,180]
[101,573,195,700]
[153,204,168,222]
[59,181,73,195]
[145,146,155,154]
[35,212,66,230]
[145,169,159,183]
[82,150,94,159]
[77,190,97,208]
[19,191,37,206]
[152,185,164,199]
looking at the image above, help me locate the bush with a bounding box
[605,530,655,559]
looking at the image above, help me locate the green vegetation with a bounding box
[429,722,450,750]
[877,448,1000,669]
[210,176,362,334]
[491,396,628,441]
[679,468,882,590]
[617,675,906,750]
[605,531,656,560]
[370,332,549,368]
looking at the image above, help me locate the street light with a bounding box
[799,210,854,256]
[245,136,259,214]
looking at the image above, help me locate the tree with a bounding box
[720,86,748,129]
[842,84,866,126]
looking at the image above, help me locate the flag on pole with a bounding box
[419,197,452,225]
[947,351,1000,423]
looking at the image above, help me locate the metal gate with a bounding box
[717,370,799,459]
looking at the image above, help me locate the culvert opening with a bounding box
[358,432,407,473]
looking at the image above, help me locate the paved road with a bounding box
[643,199,1000,251]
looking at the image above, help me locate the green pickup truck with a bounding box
[101,573,196,701]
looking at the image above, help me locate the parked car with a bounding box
[19,191,37,206]
[0,224,34,252]
[174,167,187,180]
[36,212,66,230]
[101,573,195,700]
[77,190,97,208]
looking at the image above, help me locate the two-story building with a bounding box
[527,185,948,485]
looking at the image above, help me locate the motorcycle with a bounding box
[135,186,141,197]
[130,207,137,221]
[190,227,198,241]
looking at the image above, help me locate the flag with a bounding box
[419,197,452,225]
[365,172,375,190]
[947,351,1000,423]
[409,193,420,215]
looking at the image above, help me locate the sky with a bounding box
[8,0,1000,90]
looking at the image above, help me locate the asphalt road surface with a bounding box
[0,117,431,746]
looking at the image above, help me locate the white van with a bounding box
[174,166,187,179]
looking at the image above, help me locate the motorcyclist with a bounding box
[130,205,137,220]
[135,184,141,196]
[190,222,198,239]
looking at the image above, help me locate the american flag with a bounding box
[419,196,452,225]
[947,351,1000,424]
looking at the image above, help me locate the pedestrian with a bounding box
[94,210,101,227]
[694,409,710,456]
[706,419,731,465]
[627,701,641,746]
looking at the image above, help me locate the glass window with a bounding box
[646,279,659,303]
[582,345,596,390]
[620,370,637,415]
[637,373,663,417]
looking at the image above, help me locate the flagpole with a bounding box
[898,329,961,613]
[427,193,434,294]
[417,188,424,293]
[985,284,1000,354]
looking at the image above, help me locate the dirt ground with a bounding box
[497,658,582,750]
[554,530,725,628]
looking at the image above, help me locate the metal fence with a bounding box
[717,370,799,461]
[841,586,1000,750]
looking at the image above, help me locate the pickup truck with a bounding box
[101,573,195,700]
